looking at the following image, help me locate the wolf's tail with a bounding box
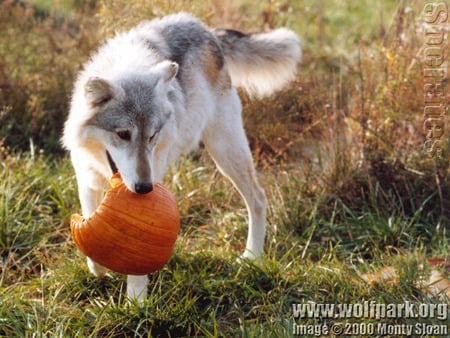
[214,28,301,97]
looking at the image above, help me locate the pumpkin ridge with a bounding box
[98,203,179,236]
[94,210,178,246]
[108,187,177,216]
[72,218,119,260]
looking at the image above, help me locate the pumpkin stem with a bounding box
[109,173,123,188]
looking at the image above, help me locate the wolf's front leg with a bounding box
[127,275,148,303]
[78,183,109,277]
[86,257,108,277]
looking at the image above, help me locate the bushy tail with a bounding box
[214,27,301,97]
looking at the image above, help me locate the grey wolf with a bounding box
[63,13,301,302]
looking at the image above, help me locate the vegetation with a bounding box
[0,0,449,336]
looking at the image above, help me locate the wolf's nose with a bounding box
[134,182,153,194]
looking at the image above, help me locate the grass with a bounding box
[1,0,449,336]
[0,149,448,337]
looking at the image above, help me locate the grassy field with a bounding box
[0,149,448,337]
[1,0,449,337]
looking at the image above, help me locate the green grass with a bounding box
[0,149,448,337]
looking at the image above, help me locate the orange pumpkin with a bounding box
[70,173,180,275]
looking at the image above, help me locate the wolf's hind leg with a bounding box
[203,92,267,259]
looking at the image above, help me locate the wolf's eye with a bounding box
[148,130,159,143]
[116,130,131,141]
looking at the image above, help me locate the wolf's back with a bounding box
[214,27,301,97]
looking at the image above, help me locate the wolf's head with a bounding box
[83,60,179,194]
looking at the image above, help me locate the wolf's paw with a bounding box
[87,257,108,277]
[238,248,262,263]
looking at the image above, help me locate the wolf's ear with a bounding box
[85,77,114,107]
[155,61,179,83]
